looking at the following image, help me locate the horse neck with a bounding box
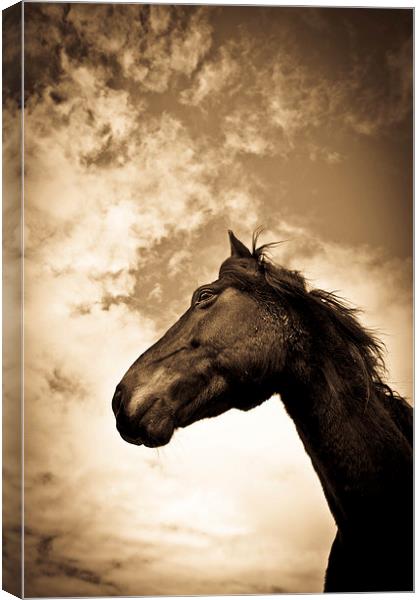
[278,351,412,536]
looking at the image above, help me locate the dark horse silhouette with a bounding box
[112,231,413,592]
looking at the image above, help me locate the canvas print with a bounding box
[2,2,413,597]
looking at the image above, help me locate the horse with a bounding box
[112,230,413,592]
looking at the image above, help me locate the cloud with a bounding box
[223,111,276,156]
[3,89,23,596]
[2,4,21,105]
[266,38,412,141]
[308,143,345,164]
[180,19,411,161]
[180,46,240,106]
[24,4,213,99]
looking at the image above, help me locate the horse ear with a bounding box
[228,230,252,258]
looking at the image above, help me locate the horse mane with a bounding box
[249,233,412,443]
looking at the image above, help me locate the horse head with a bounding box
[112,231,301,447]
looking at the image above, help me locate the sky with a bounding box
[2,3,413,596]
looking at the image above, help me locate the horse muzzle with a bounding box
[112,383,176,448]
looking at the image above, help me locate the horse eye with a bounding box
[197,290,215,303]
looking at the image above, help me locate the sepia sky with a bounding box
[2,3,412,596]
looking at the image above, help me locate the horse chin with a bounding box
[141,419,176,447]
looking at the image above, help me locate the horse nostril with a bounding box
[112,384,124,416]
[190,338,200,349]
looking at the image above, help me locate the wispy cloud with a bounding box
[180,45,240,106]
[25,4,213,98]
